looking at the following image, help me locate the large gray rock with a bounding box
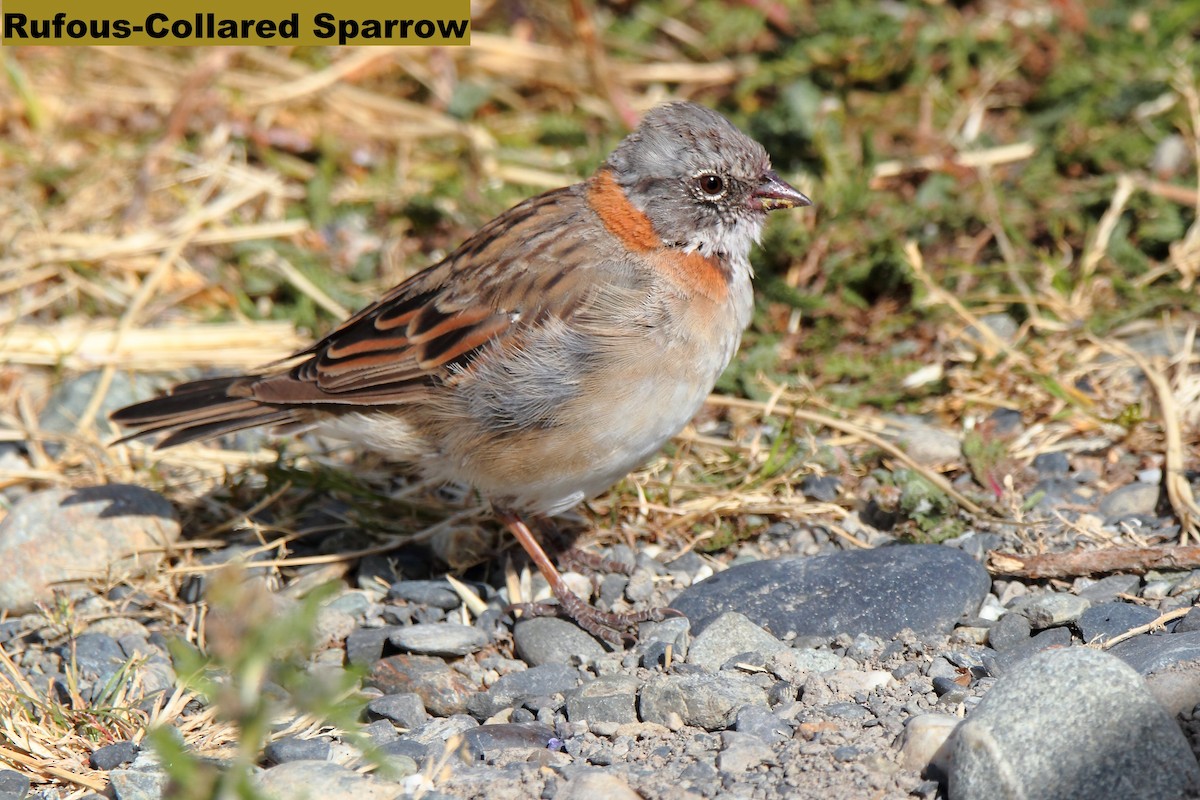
[671,545,989,638]
[0,485,180,613]
[949,648,1200,800]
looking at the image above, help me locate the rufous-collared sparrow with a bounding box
[112,101,811,643]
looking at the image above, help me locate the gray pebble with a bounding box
[986,613,1031,651]
[717,730,775,774]
[1011,593,1090,628]
[566,674,640,726]
[1174,607,1200,633]
[1098,483,1160,523]
[461,722,554,762]
[366,692,428,730]
[366,655,475,717]
[89,741,138,771]
[471,663,581,718]
[554,770,642,800]
[994,626,1073,668]
[0,770,30,800]
[387,580,462,610]
[734,705,791,744]
[800,474,842,502]
[263,736,331,764]
[0,485,180,613]
[640,672,768,730]
[513,617,605,666]
[1110,630,1200,675]
[108,767,168,800]
[948,648,1200,800]
[890,419,962,463]
[345,626,400,668]
[688,612,787,672]
[1032,452,1070,476]
[639,616,690,669]
[671,546,990,639]
[1077,574,1141,604]
[256,761,408,800]
[1077,602,1160,644]
[388,623,488,657]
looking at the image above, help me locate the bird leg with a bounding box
[496,509,678,645]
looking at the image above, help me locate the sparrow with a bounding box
[111,101,811,643]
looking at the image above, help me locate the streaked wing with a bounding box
[245,185,591,406]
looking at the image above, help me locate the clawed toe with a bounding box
[506,598,681,646]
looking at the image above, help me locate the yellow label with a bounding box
[2,0,470,45]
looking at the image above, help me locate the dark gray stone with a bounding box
[1032,452,1070,476]
[994,626,1073,668]
[986,613,1031,651]
[89,740,138,770]
[565,674,640,725]
[388,623,488,657]
[800,475,842,502]
[461,723,555,762]
[639,616,690,669]
[948,648,1200,800]
[671,546,989,638]
[1174,607,1200,633]
[366,692,428,730]
[387,580,462,610]
[1099,483,1161,523]
[1110,630,1200,675]
[263,736,331,764]
[470,663,581,718]
[639,672,768,730]
[0,770,29,800]
[345,626,399,668]
[1078,602,1160,644]
[512,617,605,666]
[59,633,126,703]
[0,485,180,613]
[1077,574,1142,604]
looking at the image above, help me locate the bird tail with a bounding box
[110,376,303,448]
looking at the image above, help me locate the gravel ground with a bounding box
[2,364,1200,800]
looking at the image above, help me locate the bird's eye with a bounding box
[696,174,725,196]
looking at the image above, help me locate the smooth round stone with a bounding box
[0,485,180,613]
[461,722,555,761]
[671,546,990,638]
[948,648,1200,800]
[1077,602,1160,644]
[1011,593,1090,629]
[1098,483,1161,523]
[1110,630,1200,675]
[263,737,331,765]
[388,623,488,657]
[387,580,462,610]
[1032,452,1070,476]
[513,617,605,666]
[987,613,1031,651]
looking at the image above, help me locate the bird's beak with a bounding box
[752,171,812,211]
